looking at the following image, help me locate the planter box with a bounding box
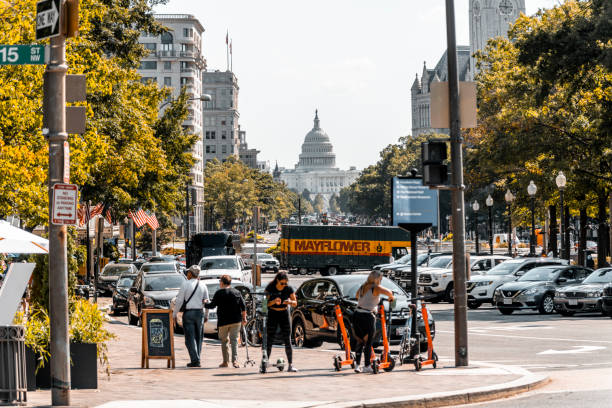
[26,342,98,390]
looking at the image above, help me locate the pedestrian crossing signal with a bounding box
[422,141,448,186]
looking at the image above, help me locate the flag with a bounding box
[104,209,112,225]
[128,209,148,228]
[77,202,103,226]
[226,30,228,45]
[145,212,159,230]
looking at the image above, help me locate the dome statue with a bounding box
[297,110,336,169]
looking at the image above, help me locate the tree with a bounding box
[328,193,340,213]
[313,194,325,214]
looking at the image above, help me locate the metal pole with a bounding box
[46,27,71,405]
[253,206,258,284]
[488,206,493,255]
[86,216,91,285]
[507,203,512,257]
[185,185,190,239]
[564,207,570,262]
[530,198,536,256]
[560,189,565,259]
[409,229,418,359]
[131,218,136,261]
[152,228,157,256]
[445,0,468,367]
[298,197,302,225]
[474,211,479,255]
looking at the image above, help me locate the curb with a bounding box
[311,364,550,408]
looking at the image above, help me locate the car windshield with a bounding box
[397,254,411,264]
[427,256,452,268]
[582,269,612,284]
[199,258,238,270]
[102,265,131,276]
[141,264,175,273]
[518,267,559,281]
[486,261,522,275]
[144,275,184,291]
[339,277,407,300]
[117,277,135,288]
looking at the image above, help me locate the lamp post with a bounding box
[472,201,480,255]
[486,195,494,254]
[556,171,567,259]
[505,189,515,257]
[527,181,538,256]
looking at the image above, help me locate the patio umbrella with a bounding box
[0,220,48,253]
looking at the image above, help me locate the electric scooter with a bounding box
[398,303,416,365]
[329,296,356,371]
[371,297,396,374]
[259,295,286,373]
[242,325,256,367]
[413,296,437,371]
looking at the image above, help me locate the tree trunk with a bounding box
[548,205,557,257]
[579,207,587,267]
[597,191,608,268]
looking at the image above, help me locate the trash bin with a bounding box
[0,325,27,405]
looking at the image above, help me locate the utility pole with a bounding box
[445,0,468,367]
[46,22,70,406]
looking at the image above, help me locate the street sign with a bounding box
[51,183,78,225]
[392,177,438,227]
[0,45,46,65]
[36,0,61,41]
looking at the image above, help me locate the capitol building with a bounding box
[277,111,360,208]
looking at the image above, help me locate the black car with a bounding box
[493,265,592,315]
[97,263,138,295]
[291,275,435,350]
[111,273,137,315]
[127,272,186,325]
[602,283,612,317]
[554,268,612,316]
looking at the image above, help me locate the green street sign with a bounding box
[0,45,46,65]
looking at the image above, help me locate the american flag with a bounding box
[128,209,148,228]
[77,202,104,226]
[145,212,159,230]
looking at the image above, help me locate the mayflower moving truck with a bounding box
[280,225,410,275]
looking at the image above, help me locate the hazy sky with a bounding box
[155,0,560,171]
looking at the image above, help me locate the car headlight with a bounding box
[476,281,494,287]
[587,291,603,297]
[494,289,501,296]
[144,296,155,307]
[555,291,563,297]
[523,287,542,296]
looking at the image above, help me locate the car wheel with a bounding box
[499,307,514,315]
[111,305,120,316]
[298,268,308,275]
[538,294,555,314]
[444,283,454,303]
[327,266,339,276]
[128,309,138,326]
[467,300,481,309]
[292,319,307,348]
[559,310,575,317]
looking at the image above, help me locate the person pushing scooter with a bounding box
[264,271,298,372]
[352,270,394,373]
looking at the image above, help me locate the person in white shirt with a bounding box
[173,265,209,367]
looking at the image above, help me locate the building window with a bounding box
[183,28,193,38]
[163,61,171,70]
[139,61,157,70]
[206,145,216,154]
[221,120,226,125]
[161,32,173,44]
[231,145,234,154]
[143,42,156,51]
[221,130,227,139]
[164,77,172,86]
[205,131,216,140]
[222,145,227,154]
[140,77,155,84]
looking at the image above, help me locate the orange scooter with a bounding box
[330,297,356,371]
[413,296,437,371]
[371,298,396,374]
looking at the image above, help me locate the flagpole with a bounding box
[226,30,230,71]
[85,201,91,287]
[230,40,233,72]
[152,226,157,256]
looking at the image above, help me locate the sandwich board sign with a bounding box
[36,0,61,41]
[51,183,78,225]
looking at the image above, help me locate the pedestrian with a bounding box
[352,270,394,373]
[173,265,209,367]
[204,274,247,368]
[264,271,298,372]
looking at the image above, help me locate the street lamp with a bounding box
[527,180,537,256]
[504,189,515,257]
[486,195,494,255]
[556,171,567,259]
[472,201,480,255]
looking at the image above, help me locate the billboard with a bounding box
[392,177,438,227]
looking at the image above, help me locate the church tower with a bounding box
[469,0,525,74]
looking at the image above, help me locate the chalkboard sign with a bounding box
[141,309,175,368]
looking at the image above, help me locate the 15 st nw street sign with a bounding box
[0,45,46,65]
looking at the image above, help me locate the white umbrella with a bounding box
[0,220,48,253]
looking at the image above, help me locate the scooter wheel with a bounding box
[432,351,438,369]
[350,353,357,369]
[260,361,267,374]
[384,357,396,372]
[372,359,380,374]
[333,356,342,371]
[414,359,422,371]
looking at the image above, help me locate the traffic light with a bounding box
[64,0,80,38]
[421,141,448,186]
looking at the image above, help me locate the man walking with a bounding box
[173,265,209,367]
[205,274,247,367]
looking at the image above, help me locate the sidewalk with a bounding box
[26,316,547,408]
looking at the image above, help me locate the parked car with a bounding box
[602,283,612,317]
[110,273,137,315]
[493,265,592,315]
[198,255,252,284]
[374,254,411,271]
[418,255,512,303]
[127,272,186,325]
[139,261,179,274]
[290,275,435,350]
[466,257,568,309]
[171,278,253,336]
[149,255,177,262]
[554,267,612,316]
[255,253,280,272]
[97,263,138,295]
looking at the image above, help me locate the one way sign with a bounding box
[36,0,61,41]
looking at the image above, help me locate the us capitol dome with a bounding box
[278,110,360,209]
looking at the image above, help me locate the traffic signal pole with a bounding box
[445,0,469,367]
[46,27,71,405]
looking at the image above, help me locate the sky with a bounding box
[155,0,560,171]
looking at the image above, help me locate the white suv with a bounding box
[198,255,252,285]
[466,258,568,309]
[419,255,512,303]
